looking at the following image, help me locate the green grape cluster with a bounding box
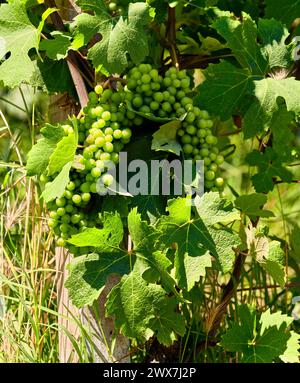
[43,85,133,249]
[124,64,225,191]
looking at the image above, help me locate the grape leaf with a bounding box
[73,1,151,74]
[196,61,251,121]
[221,305,295,363]
[265,0,300,27]
[158,196,240,289]
[280,331,300,363]
[47,129,78,176]
[40,31,72,60]
[243,77,300,138]
[259,309,300,363]
[148,295,186,346]
[68,212,124,250]
[0,1,39,87]
[26,124,66,176]
[195,192,240,225]
[235,193,274,218]
[196,13,300,140]
[151,121,182,156]
[65,251,130,308]
[30,59,75,95]
[41,161,72,202]
[213,12,267,75]
[260,241,285,288]
[246,148,293,193]
[106,266,184,344]
[128,208,177,292]
[260,309,293,334]
[258,19,294,70]
[65,213,128,307]
[246,226,285,287]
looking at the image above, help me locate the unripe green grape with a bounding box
[63,190,73,200]
[181,97,193,106]
[173,79,181,88]
[57,238,66,247]
[141,84,151,93]
[183,144,194,155]
[65,204,74,213]
[197,129,207,138]
[72,194,82,205]
[181,78,190,88]
[186,125,197,135]
[50,211,58,220]
[86,134,95,144]
[126,111,135,120]
[95,136,105,147]
[206,135,217,145]
[139,63,149,73]
[215,177,224,188]
[105,134,113,143]
[163,91,170,100]
[127,79,137,90]
[150,101,159,111]
[205,170,216,181]
[101,174,114,187]
[83,148,93,159]
[90,183,97,193]
[204,157,211,166]
[56,197,66,207]
[200,110,210,119]
[80,182,91,193]
[100,152,111,161]
[140,105,151,114]
[61,214,71,224]
[200,148,209,157]
[82,193,91,203]
[163,77,172,87]
[95,84,103,95]
[210,163,218,173]
[186,112,195,123]
[177,129,185,137]
[113,129,123,139]
[154,92,164,103]
[168,86,177,96]
[103,142,114,153]
[133,117,143,126]
[102,111,111,121]
[176,108,186,117]
[206,120,214,128]
[162,102,172,112]
[71,214,81,224]
[91,167,102,178]
[122,128,132,140]
[181,134,192,144]
[86,174,94,182]
[210,153,217,161]
[191,137,199,146]
[141,74,151,83]
[102,89,113,101]
[216,155,224,165]
[88,92,98,104]
[48,218,58,228]
[132,96,143,108]
[111,152,119,163]
[57,207,66,217]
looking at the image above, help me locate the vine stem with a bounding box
[166,7,179,69]
[44,0,89,108]
[202,134,274,344]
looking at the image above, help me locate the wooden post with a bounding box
[48,1,130,362]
